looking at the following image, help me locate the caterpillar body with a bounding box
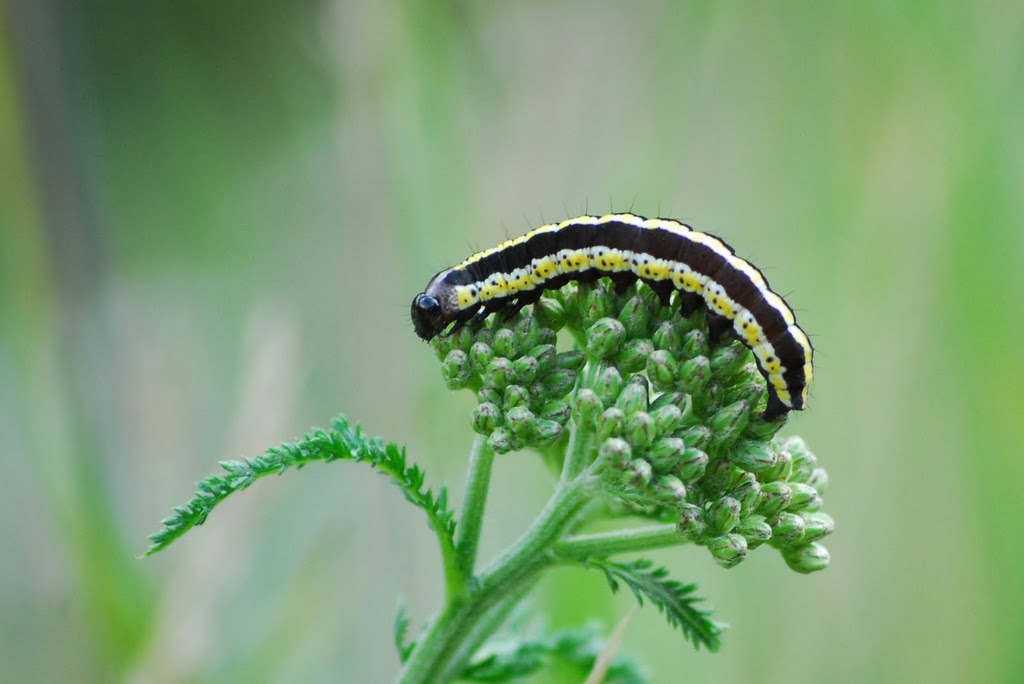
[411,213,812,419]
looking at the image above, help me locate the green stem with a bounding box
[454,435,495,587]
[561,383,598,483]
[553,523,687,561]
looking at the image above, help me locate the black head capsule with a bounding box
[411,293,445,341]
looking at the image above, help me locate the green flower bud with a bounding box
[678,356,712,394]
[624,411,657,449]
[730,440,778,473]
[615,375,650,415]
[729,473,762,512]
[801,512,835,543]
[677,425,712,450]
[443,349,473,389]
[431,333,456,360]
[786,483,819,512]
[513,315,542,350]
[573,389,603,428]
[598,407,625,440]
[592,365,624,405]
[477,385,502,406]
[761,445,793,482]
[651,404,683,436]
[677,503,706,540]
[488,427,514,454]
[539,369,577,400]
[702,458,736,493]
[539,400,571,423]
[779,435,813,462]
[599,436,633,469]
[492,328,517,359]
[527,343,557,369]
[736,515,772,549]
[653,320,682,352]
[676,447,709,482]
[649,391,685,412]
[808,467,829,494]
[725,381,765,409]
[648,437,687,471]
[769,512,806,547]
[682,329,707,358]
[485,357,514,387]
[545,350,587,374]
[655,475,687,505]
[620,295,652,337]
[709,533,748,569]
[470,342,494,369]
[675,393,698,428]
[788,446,818,484]
[533,297,566,330]
[709,400,750,445]
[617,338,654,373]
[505,406,536,439]
[533,419,563,446]
[503,384,530,410]
[709,343,744,376]
[744,415,785,441]
[471,402,501,435]
[512,356,539,385]
[708,497,742,535]
[758,482,793,517]
[583,284,616,324]
[647,349,679,390]
[454,326,475,352]
[782,542,830,574]
[625,458,654,488]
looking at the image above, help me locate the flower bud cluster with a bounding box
[431,313,584,454]
[429,280,833,573]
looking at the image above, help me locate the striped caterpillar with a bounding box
[411,213,812,419]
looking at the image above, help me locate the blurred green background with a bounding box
[3,1,1022,682]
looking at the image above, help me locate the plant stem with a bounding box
[453,435,495,588]
[553,523,687,561]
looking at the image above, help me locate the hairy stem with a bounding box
[553,523,687,561]
[453,435,495,590]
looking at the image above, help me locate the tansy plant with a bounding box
[147,280,833,683]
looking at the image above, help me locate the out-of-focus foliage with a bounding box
[2,1,1022,682]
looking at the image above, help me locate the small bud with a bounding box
[675,394,698,427]
[485,357,514,387]
[488,427,514,454]
[676,447,709,482]
[430,333,456,360]
[782,542,830,574]
[620,294,652,338]
[615,375,650,415]
[678,356,712,394]
[513,315,542,350]
[708,497,742,535]
[477,385,502,405]
[598,407,625,440]
[758,482,793,517]
[702,458,735,493]
[801,512,835,543]
[625,458,654,488]
[710,401,750,445]
[761,445,793,482]
[512,356,539,385]
[504,406,536,439]
[533,419,563,446]
[682,329,707,358]
[788,447,818,484]
[744,415,785,441]
[787,483,819,512]
[583,284,616,324]
[729,473,762,512]
[539,400,571,423]
[624,411,657,449]
[598,437,632,468]
[730,441,778,473]
[677,504,706,539]
[677,425,712,450]
[649,391,685,412]
[539,369,578,400]
[470,342,494,369]
[503,384,530,410]
[527,343,557,368]
[592,365,624,405]
[617,338,654,373]
[492,328,517,358]
[808,467,829,494]
[709,534,748,569]
[454,326,475,352]
[471,402,501,434]
[653,320,682,351]
[655,475,687,504]
[709,343,744,376]
[648,437,687,471]
[737,515,773,549]
[443,349,473,389]
[534,297,566,330]
[725,381,765,409]
[573,389,603,428]
[769,512,806,547]
[545,350,587,374]
[650,404,683,436]
[647,350,679,390]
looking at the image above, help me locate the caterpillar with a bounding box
[411,213,812,419]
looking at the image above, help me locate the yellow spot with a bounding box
[456,286,476,309]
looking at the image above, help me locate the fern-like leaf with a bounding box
[588,558,723,652]
[145,416,456,559]
[393,600,416,663]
